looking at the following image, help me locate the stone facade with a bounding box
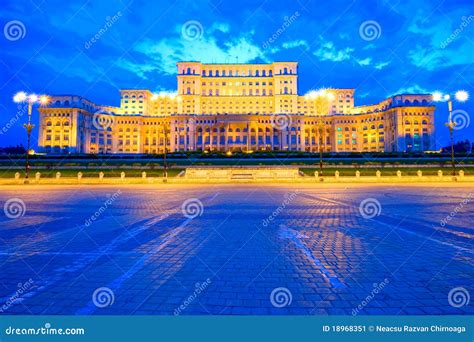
[37,61,436,154]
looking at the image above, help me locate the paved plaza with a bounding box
[0,184,472,315]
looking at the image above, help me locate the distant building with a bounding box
[38,61,436,154]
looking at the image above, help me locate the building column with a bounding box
[300,121,306,152]
[270,127,274,150]
[189,118,195,151]
[282,128,288,150]
[255,125,259,150]
[169,120,175,153]
[225,123,229,150]
[247,122,251,151]
[209,125,213,151]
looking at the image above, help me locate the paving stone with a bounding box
[0,185,472,315]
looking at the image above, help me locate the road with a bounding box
[0,183,472,315]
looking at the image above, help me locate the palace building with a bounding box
[38,61,436,154]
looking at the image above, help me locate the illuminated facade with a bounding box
[38,61,436,154]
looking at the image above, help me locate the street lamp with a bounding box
[432,90,469,177]
[13,92,49,184]
[163,124,170,182]
[306,89,334,180]
[317,120,325,178]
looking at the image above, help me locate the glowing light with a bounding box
[304,88,334,100]
[431,92,443,102]
[226,151,232,156]
[152,91,178,99]
[39,95,49,105]
[455,90,469,102]
[443,94,450,101]
[13,91,27,103]
[29,94,39,103]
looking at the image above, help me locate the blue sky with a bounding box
[0,0,473,148]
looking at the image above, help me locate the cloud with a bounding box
[405,12,474,70]
[209,22,230,34]
[408,43,473,71]
[392,84,432,96]
[281,40,309,50]
[313,38,354,62]
[374,61,390,70]
[114,59,160,79]
[356,57,371,66]
[117,26,266,77]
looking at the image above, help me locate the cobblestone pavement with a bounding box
[0,184,472,315]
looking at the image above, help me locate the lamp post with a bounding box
[432,90,469,178]
[306,89,334,180]
[13,92,49,184]
[163,123,170,182]
[316,120,325,178]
